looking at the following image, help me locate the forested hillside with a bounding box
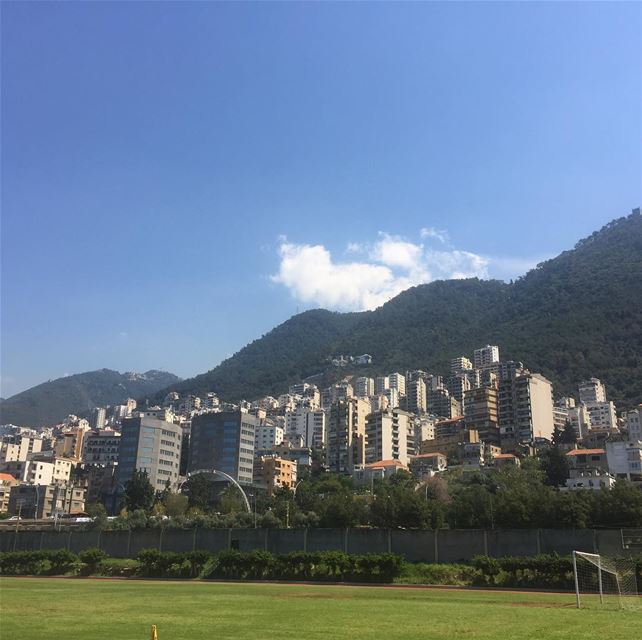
[154,209,642,408]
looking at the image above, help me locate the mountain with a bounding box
[152,209,642,409]
[0,369,181,427]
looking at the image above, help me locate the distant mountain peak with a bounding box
[0,369,181,427]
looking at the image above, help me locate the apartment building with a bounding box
[354,376,375,398]
[188,410,257,485]
[82,429,121,464]
[585,401,617,431]
[327,398,369,474]
[254,422,284,450]
[0,437,43,462]
[284,407,325,449]
[408,453,447,477]
[626,406,642,442]
[451,356,473,374]
[253,456,297,496]
[0,473,19,513]
[388,372,406,397]
[365,408,412,466]
[404,377,427,414]
[428,386,461,419]
[473,345,500,370]
[8,483,85,519]
[374,376,390,395]
[579,378,607,404]
[605,441,642,480]
[117,411,183,491]
[464,385,499,444]
[498,372,554,445]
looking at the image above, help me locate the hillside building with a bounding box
[188,410,256,485]
[365,408,412,466]
[327,398,369,474]
[117,412,182,491]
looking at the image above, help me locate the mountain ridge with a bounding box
[3,209,641,425]
[153,208,642,408]
[0,369,181,427]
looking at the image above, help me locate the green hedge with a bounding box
[2,549,640,590]
[199,550,403,583]
[397,553,642,589]
[0,550,79,576]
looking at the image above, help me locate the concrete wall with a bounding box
[0,528,635,562]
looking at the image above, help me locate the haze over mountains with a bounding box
[0,370,180,427]
[2,209,641,428]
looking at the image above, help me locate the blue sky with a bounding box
[1,1,640,397]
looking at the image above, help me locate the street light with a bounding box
[286,479,305,528]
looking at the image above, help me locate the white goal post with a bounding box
[572,550,639,610]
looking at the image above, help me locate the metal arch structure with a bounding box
[179,468,252,514]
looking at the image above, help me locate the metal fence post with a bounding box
[434,529,439,564]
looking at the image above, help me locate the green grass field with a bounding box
[1,578,640,640]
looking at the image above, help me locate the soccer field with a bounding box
[0,578,639,640]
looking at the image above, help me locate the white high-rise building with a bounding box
[388,373,406,397]
[255,423,285,450]
[0,437,43,463]
[567,405,591,439]
[473,345,500,370]
[585,401,617,431]
[284,407,325,449]
[365,408,412,466]
[626,406,642,442]
[451,357,473,374]
[579,378,607,404]
[498,372,554,443]
[605,441,642,479]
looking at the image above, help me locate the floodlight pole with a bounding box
[572,551,581,609]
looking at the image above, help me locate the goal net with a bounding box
[573,551,640,610]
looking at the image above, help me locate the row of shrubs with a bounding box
[402,554,642,590]
[400,555,576,589]
[0,548,403,583]
[138,549,404,582]
[2,549,640,589]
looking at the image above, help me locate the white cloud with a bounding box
[346,242,364,254]
[424,249,490,280]
[271,242,410,311]
[271,226,543,312]
[370,233,427,273]
[420,227,449,244]
[271,230,494,311]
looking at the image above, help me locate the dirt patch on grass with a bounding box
[508,601,574,609]
[278,592,354,600]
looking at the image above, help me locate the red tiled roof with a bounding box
[365,459,407,469]
[0,473,17,483]
[566,448,605,456]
